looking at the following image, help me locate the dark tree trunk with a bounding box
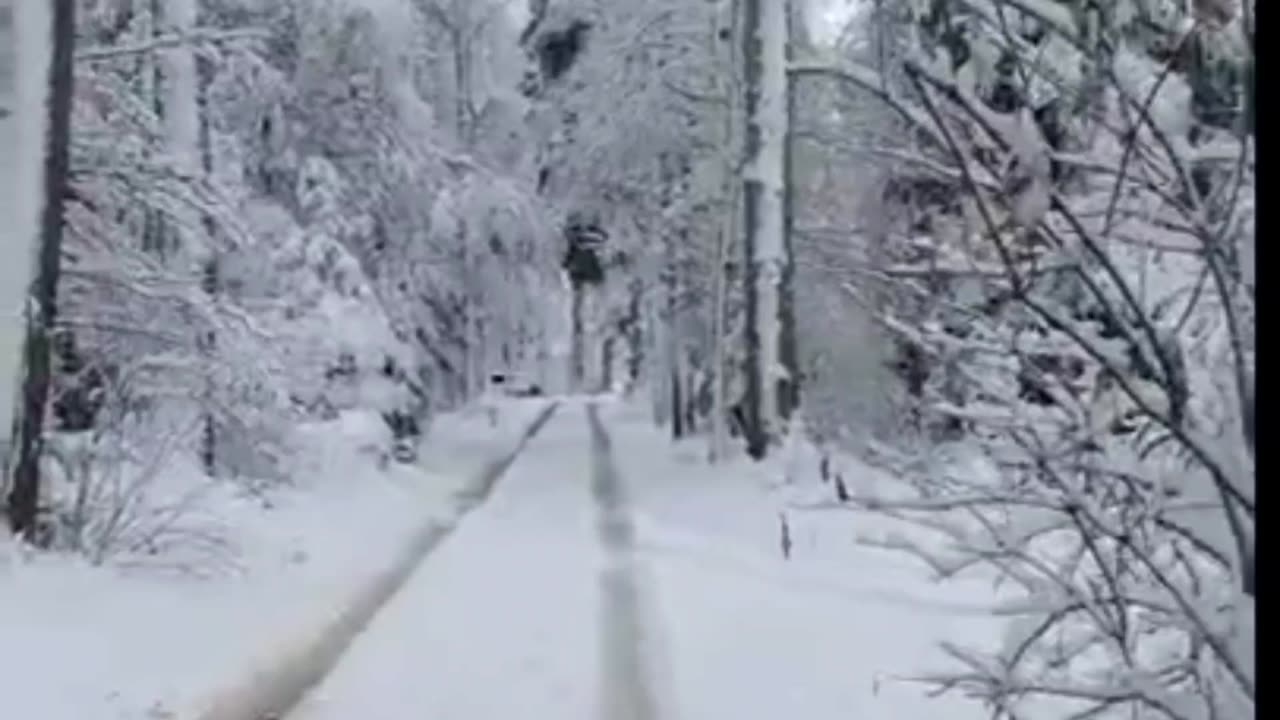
[8,0,75,541]
[197,16,219,476]
[600,335,614,393]
[671,368,683,439]
[739,0,768,461]
[664,231,681,438]
[625,280,643,390]
[141,0,167,257]
[777,0,800,422]
[570,284,585,391]
[684,370,698,433]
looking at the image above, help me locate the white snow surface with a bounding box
[601,400,1002,720]
[2,396,1003,718]
[293,398,601,720]
[289,397,1003,720]
[0,399,550,720]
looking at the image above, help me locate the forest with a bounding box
[0,1,1254,719]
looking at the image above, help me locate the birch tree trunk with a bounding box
[739,0,790,460]
[165,0,198,177]
[0,0,28,473]
[707,0,739,463]
[167,0,219,475]
[7,0,73,540]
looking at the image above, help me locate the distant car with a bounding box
[488,372,542,398]
[392,438,417,464]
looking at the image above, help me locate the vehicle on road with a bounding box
[488,372,542,398]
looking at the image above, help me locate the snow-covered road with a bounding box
[293,401,676,720]
[286,400,998,720]
[194,401,561,720]
[588,404,663,720]
[292,400,614,719]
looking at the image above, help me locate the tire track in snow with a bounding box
[588,403,663,720]
[193,402,560,720]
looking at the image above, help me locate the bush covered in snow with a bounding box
[794,1,1255,718]
[3,0,563,560]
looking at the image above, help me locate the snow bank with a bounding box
[0,400,553,720]
[597,400,1003,720]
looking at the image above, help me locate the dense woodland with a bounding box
[1,0,1254,718]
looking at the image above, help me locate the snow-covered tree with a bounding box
[519,0,806,456]
[737,0,798,459]
[3,0,562,554]
[792,1,1254,717]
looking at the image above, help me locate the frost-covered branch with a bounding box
[76,27,268,62]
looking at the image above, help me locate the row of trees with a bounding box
[2,0,562,554]
[518,0,805,461]
[1,0,1255,715]
[521,0,1253,717]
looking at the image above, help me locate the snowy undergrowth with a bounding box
[596,399,1004,719]
[0,399,548,720]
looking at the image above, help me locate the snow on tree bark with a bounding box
[739,0,791,460]
[7,0,73,541]
[0,0,32,476]
[164,0,219,475]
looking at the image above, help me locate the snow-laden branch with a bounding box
[76,27,269,62]
[789,57,947,151]
[797,6,1255,716]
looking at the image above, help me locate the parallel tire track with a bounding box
[194,402,560,720]
[588,403,661,720]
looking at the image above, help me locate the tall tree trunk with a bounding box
[452,25,473,147]
[456,218,475,399]
[777,0,801,424]
[685,367,698,434]
[7,0,74,540]
[670,365,683,439]
[475,310,487,392]
[188,0,221,476]
[666,236,681,439]
[648,274,667,427]
[601,335,614,393]
[570,282,585,391]
[0,0,26,468]
[140,0,167,256]
[739,0,790,460]
[154,0,216,472]
[0,5,11,114]
[708,0,740,463]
